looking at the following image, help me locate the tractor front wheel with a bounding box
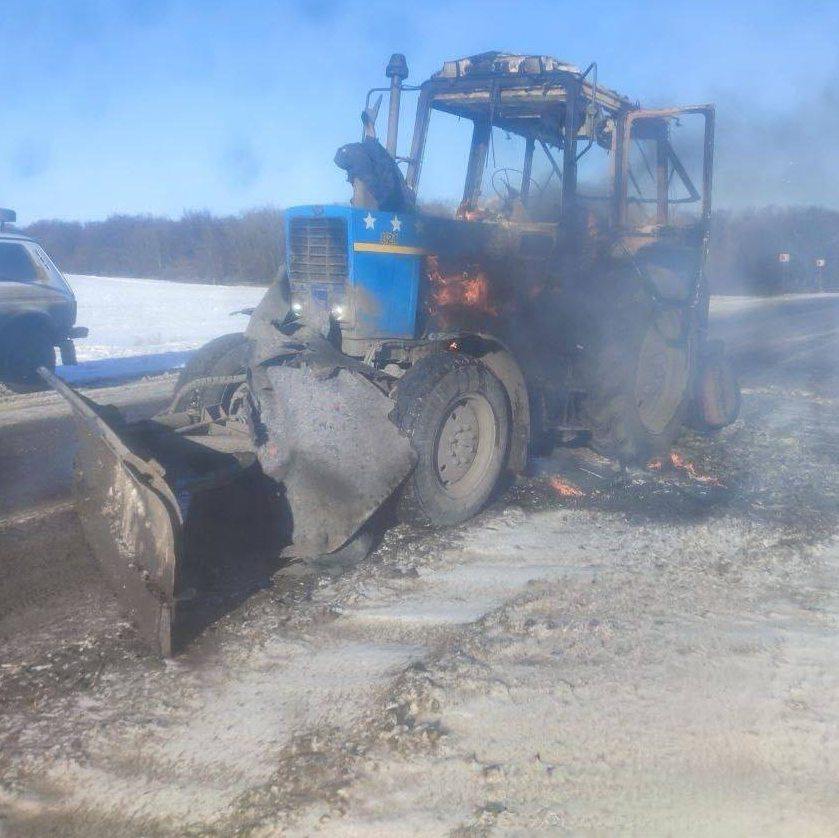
[394,352,511,526]
[171,332,249,415]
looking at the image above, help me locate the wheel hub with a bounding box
[433,393,499,500]
[438,403,480,482]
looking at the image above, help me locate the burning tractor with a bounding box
[43,52,740,654]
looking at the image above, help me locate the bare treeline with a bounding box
[22,208,285,286]
[20,205,839,294]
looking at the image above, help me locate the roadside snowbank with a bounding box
[710,291,839,315]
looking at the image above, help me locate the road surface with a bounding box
[2,295,839,835]
[0,378,173,660]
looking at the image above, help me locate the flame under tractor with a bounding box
[42,52,740,655]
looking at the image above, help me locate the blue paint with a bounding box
[311,284,328,307]
[285,204,423,339]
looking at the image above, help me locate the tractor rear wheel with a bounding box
[580,289,691,464]
[394,352,511,526]
[172,332,249,415]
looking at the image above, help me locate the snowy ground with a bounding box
[3,287,839,833]
[59,275,265,384]
[710,291,839,316]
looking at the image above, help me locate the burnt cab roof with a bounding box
[422,51,637,143]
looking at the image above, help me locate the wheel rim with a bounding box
[635,312,689,435]
[433,394,498,499]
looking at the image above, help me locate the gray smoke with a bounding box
[713,75,839,209]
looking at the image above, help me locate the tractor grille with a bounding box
[288,217,348,283]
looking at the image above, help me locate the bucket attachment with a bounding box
[39,368,257,656]
[39,355,416,656]
[254,364,417,557]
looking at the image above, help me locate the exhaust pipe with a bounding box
[385,53,408,158]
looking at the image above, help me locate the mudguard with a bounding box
[246,276,417,558]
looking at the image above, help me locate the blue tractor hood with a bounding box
[285,205,424,341]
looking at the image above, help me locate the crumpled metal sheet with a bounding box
[245,276,377,377]
[254,364,416,558]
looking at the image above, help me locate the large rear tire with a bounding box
[172,332,249,414]
[394,352,511,526]
[580,287,691,464]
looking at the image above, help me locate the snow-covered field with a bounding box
[65,274,839,366]
[60,275,265,384]
[58,274,839,387]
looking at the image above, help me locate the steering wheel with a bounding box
[491,168,542,201]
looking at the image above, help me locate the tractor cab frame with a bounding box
[349,53,734,466]
[372,52,714,237]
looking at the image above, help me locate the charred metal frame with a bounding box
[464,119,492,205]
[405,65,631,217]
[613,105,714,229]
[520,137,535,205]
[403,64,714,235]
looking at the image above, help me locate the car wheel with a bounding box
[1,322,55,390]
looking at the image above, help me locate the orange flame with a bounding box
[548,476,585,497]
[668,451,723,485]
[648,451,723,486]
[427,254,497,317]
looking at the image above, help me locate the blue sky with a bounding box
[2,0,838,222]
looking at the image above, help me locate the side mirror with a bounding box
[362,95,382,140]
[0,208,16,224]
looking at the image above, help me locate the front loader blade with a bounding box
[254,365,417,558]
[40,368,183,655]
[74,429,182,656]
